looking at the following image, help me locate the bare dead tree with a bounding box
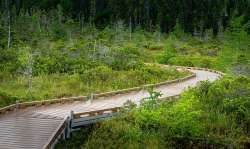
[129,16,132,41]
[90,0,96,27]
[79,13,85,33]
[25,50,39,94]
[27,52,33,93]
[6,0,11,48]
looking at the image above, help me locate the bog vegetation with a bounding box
[56,76,250,149]
[0,0,250,148]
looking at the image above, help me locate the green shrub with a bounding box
[168,56,194,67]
[195,76,250,136]
[62,76,250,149]
[237,54,248,63]
[80,65,112,82]
[0,91,19,107]
[158,50,176,64]
[148,43,164,51]
[109,47,142,70]
[0,49,21,73]
[84,120,142,149]
[50,22,67,39]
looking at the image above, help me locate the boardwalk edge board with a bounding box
[43,117,69,149]
[43,95,181,149]
[0,64,225,149]
[0,64,224,116]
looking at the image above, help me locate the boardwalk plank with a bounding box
[0,68,221,149]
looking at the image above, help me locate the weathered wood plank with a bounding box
[0,116,63,149]
[0,65,223,149]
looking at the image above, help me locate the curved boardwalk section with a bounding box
[0,66,221,149]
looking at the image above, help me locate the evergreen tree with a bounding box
[1,0,249,36]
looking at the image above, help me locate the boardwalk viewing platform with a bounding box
[0,65,222,149]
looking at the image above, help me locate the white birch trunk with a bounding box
[28,53,33,92]
[7,16,11,48]
[7,0,11,48]
[129,17,132,41]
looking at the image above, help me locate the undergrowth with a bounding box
[56,76,250,149]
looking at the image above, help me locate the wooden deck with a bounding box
[0,116,63,149]
[0,68,221,149]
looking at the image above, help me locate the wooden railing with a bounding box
[26,64,226,149]
[42,107,121,149]
[73,107,120,119]
[71,107,120,129]
[0,96,88,115]
[0,64,225,116]
[42,94,183,149]
[43,91,250,149]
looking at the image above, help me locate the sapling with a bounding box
[149,20,152,32]
[7,10,10,49]
[129,16,132,41]
[90,0,96,27]
[113,20,126,43]
[154,25,161,43]
[5,0,11,48]
[217,19,224,39]
[79,13,85,33]
[28,52,35,94]
[142,89,163,110]
[66,19,74,43]
[93,40,97,61]
[25,50,39,95]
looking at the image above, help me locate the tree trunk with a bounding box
[81,14,84,33]
[28,53,33,93]
[129,16,132,41]
[6,0,11,48]
[8,15,11,48]
[90,0,96,27]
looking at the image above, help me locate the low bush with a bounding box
[0,91,19,107]
[147,43,164,51]
[57,76,250,149]
[0,49,21,74]
[0,65,189,106]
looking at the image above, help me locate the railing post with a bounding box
[15,100,19,111]
[65,117,70,139]
[90,93,94,101]
[66,110,73,139]
[62,129,66,140]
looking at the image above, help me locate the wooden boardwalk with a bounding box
[0,68,221,149]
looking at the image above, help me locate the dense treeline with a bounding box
[0,0,249,148]
[1,0,250,34]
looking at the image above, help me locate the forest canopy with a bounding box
[1,0,250,34]
[0,0,249,148]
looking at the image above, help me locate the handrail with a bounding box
[0,64,224,116]
[72,94,183,121]
[0,96,88,115]
[73,107,120,119]
[0,64,226,149]
[0,104,16,114]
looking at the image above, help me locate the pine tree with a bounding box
[90,0,96,26]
